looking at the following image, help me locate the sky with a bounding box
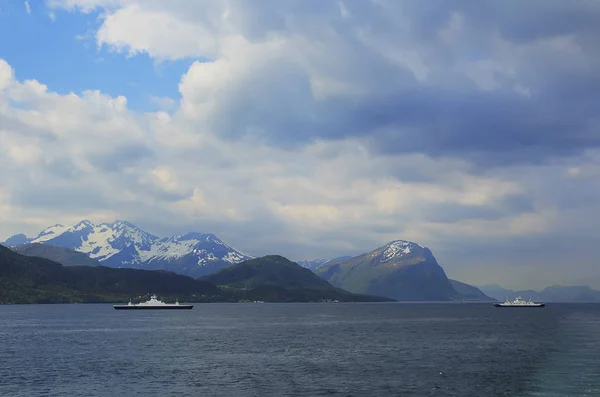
[1,0,599,290]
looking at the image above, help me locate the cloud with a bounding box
[0,59,13,89]
[96,4,218,60]
[1,66,543,250]
[48,0,600,167]
[149,96,175,111]
[2,1,600,289]
[24,1,31,15]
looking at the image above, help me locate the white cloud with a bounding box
[24,1,31,15]
[0,59,14,90]
[96,4,218,60]
[149,96,175,111]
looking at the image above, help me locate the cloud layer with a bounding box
[2,0,600,289]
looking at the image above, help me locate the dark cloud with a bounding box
[464,0,600,44]
[215,80,599,168]
[365,89,599,165]
[192,0,600,168]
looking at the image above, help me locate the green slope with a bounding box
[201,255,393,302]
[202,255,332,289]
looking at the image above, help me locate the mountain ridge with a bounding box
[0,244,221,304]
[202,255,334,290]
[0,245,392,304]
[479,284,600,302]
[201,255,393,302]
[316,240,492,302]
[3,220,253,278]
[450,279,494,302]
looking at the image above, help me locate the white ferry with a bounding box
[113,294,193,310]
[493,296,545,308]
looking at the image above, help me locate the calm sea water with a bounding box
[0,302,599,396]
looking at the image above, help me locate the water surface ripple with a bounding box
[0,302,599,396]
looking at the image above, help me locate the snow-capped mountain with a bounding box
[299,241,426,271]
[3,220,254,277]
[316,240,458,301]
[378,240,425,263]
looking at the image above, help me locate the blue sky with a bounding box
[1,0,600,289]
[0,1,191,111]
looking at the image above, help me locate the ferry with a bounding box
[493,296,545,308]
[113,294,193,310]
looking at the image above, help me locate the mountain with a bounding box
[316,240,483,301]
[541,286,600,302]
[3,220,253,278]
[449,279,494,301]
[3,233,29,246]
[201,255,393,302]
[0,246,391,304]
[297,256,353,271]
[478,285,533,302]
[0,244,221,304]
[479,284,600,303]
[14,243,102,267]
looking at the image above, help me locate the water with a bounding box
[0,303,599,396]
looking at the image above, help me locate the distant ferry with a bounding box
[494,296,545,308]
[113,294,193,310]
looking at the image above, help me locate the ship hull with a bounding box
[493,303,545,307]
[114,305,193,310]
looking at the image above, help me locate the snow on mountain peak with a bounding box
[110,220,144,231]
[70,219,93,232]
[9,220,253,277]
[102,221,158,252]
[33,224,68,242]
[145,231,250,265]
[380,240,424,262]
